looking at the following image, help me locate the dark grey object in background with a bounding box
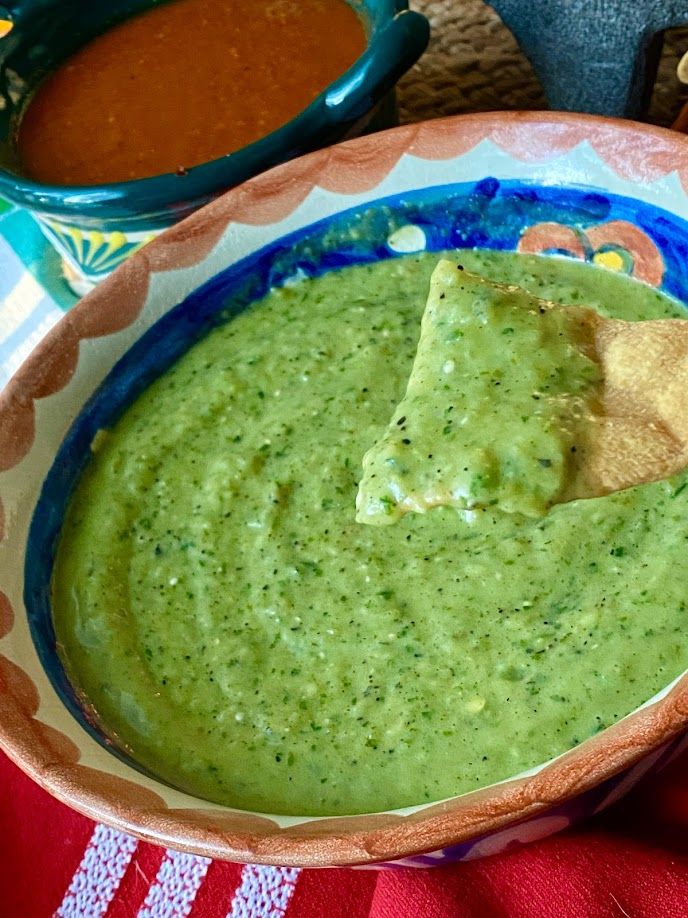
[488,0,688,117]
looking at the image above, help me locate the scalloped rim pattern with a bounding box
[2,112,688,867]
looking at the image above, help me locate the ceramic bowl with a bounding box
[3,112,688,869]
[0,0,428,292]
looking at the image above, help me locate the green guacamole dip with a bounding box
[357,260,603,522]
[52,250,688,816]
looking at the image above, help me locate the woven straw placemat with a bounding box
[397,0,688,127]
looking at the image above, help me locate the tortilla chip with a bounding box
[356,261,602,523]
[357,260,688,524]
[569,320,688,498]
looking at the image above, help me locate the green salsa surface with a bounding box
[52,250,688,816]
[357,260,603,522]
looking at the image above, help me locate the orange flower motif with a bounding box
[518,219,664,287]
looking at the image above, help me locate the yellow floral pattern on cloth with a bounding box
[518,220,665,287]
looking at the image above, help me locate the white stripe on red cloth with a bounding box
[54,824,138,917]
[226,866,300,918]
[137,850,211,918]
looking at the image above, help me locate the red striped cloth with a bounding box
[3,747,688,917]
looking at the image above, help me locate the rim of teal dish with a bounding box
[0,2,429,221]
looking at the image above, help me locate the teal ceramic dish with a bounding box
[0,0,428,291]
